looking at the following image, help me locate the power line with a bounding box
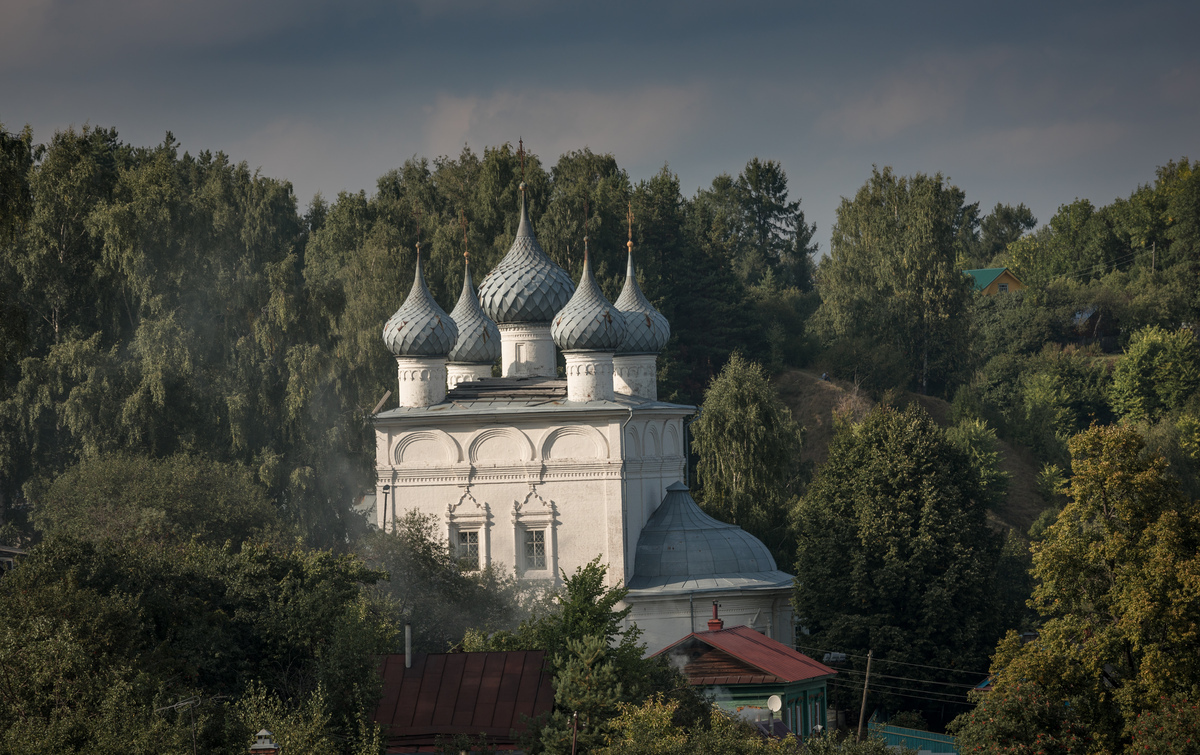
[797,645,989,677]
[836,667,982,690]
[828,680,976,707]
[1056,247,1147,280]
[831,678,972,703]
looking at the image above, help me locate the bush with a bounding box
[945,418,1010,509]
[1110,325,1200,420]
[33,453,284,547]
[1128,694,1200,755]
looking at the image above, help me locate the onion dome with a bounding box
[382,251,458,356]
[448,258,501,364]
[629,481,789,590]
[477,187,575,324]
[614,245,670,355]
[551,244,627,352]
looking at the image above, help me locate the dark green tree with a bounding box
[973,202,1037,268]
[735,157,818,290]
[792,404,1010,724]
[0,537,393,754]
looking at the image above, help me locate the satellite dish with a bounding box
[767,695,782,712]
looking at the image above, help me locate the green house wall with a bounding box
[700,678,830,737]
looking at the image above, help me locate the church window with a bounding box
[524,529,546,570]
[457,530,480,570]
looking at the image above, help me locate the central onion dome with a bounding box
[629,481,788,590]
[448,258,501,364]
[382,251,458,356]
[477,187,575,324]
[614,245,670,354]
[551,244,627,352]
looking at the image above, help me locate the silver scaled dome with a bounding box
[628,481,785,590]
[448,258,501,365]
[551,247,628,352]
[477,188,575,324]
[614,246,670,355]
[382,252,458,357]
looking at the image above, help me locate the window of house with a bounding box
[998,282,1009,293]
[457,530,480,570]
[524,529,546,570]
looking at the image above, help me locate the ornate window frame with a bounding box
[512,487,558,580]
[446,489,490,570]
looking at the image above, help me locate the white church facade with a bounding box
[372,186,794,652]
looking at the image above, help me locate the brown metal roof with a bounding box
[654,625,836,686]
[373,651,554,753]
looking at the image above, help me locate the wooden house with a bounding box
[963,267,1025,295]
[653,606,836,738]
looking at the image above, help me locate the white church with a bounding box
[372,185,795,652]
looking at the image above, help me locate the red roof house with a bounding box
[653,606,836,738]
[372,651,555,753]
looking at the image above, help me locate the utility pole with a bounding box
[856,650,873,741]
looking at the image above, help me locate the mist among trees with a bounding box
[2,120,1199,753]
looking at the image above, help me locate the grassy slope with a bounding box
[774,369,1045,535]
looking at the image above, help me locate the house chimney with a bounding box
[708,601,724,631]
[249,729,280,754]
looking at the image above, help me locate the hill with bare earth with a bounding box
[773,369,1046,535]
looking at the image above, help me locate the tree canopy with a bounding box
[792,404,1014,724]
[812,167,976,394]
[949,424,1200,753]
[692,352,806,565]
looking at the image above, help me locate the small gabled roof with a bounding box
[653,624,836,686]
[963,267,1022,291]
[373,651,554,752]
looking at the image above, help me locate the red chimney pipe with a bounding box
[707,601,724,631]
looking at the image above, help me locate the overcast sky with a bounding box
[3,0,1198,252]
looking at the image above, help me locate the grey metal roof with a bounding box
[628,481,791,592]
[374,376,695,418]
[551,250,627,352]
[448,259,502,364]
[614,249,670,355]
[383,252,458,357]
[477,189,575,324]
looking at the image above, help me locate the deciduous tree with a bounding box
[692,353,806,564]
[812,167,975,394]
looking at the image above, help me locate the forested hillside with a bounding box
[0,125,819,543]
[2,121,1199,753]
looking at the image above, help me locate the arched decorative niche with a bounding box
[624,423,642,458]
[664,422,682,457]
[468,427,534,464]
[538,425,609,461]
[645,423,661,457]
[393,429,461,466]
